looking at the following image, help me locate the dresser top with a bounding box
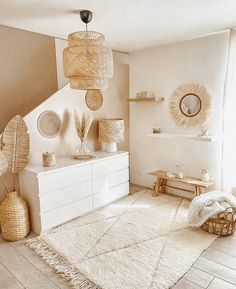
[23,151,128,175]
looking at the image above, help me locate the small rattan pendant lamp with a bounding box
[63,10,113,90]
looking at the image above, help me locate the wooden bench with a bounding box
[148,170,214,197]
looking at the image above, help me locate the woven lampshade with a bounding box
[98,119,124,143]
[63,31,113,90]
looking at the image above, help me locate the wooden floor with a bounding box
[0,184,236,289]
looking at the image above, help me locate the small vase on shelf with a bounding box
[73,111,94,160]
[75,139,91,156]
[175,165,185,179]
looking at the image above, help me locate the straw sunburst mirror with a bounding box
[169,82,213,127]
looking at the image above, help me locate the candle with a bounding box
[42,152,56,167]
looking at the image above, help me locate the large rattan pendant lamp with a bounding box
[63,10,113,90]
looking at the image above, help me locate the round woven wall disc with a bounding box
[85,89,103,111]
[37,110,61,138]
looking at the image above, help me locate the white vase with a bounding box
[106,143,117,153]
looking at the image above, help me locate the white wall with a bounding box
[129,32,230,195]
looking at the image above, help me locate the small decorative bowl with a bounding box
[153,127,161,134]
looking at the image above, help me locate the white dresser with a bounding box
[19,151,129,234]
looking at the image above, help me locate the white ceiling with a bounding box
[1,0,236,52]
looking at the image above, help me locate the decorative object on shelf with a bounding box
[175,165,185,179]
[127,97,164,102]
[201,169,211,182]
[0,115,30,241]
[63,10,113,90]
[99,118,124,152]
[72,154,96,161]
[85,89,103,111]
[73,111,93,159]
[42,152,56,167]
[199,127,210,137]
[0,191,30,241]
[37,110,61,138]
[152,127,161,134]
[166,171,175,178]
[170,82,213,127]
[136,91,155,99]
[202,207,236,236]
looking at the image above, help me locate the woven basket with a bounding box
[0,191,30,241]
[202,207,236,236]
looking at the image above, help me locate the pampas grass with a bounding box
[74,111,93,156]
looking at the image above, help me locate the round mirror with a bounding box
[180,94,202,117]
[170,83,213,127]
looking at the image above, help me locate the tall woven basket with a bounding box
[0,191,30,241]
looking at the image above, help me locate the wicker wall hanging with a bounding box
[63,10,113,90]
[0,115,30,241]
[85,89,103,111]
[169,82,213,127]
[37,110,61,138]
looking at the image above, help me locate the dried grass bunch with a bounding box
[74,111,93,142]
[74,111,93,156]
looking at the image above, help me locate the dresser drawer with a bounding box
[93,182,129,209]
[93,168,129,194]
[39,180,92,213]
[38,165,91,194]
[92,155,128,178]
[40,196,92,232]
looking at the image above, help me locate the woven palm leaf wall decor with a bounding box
[0,150,8,176]
[2,115,29,175]
[0,115,30,192]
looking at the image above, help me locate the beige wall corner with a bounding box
[0,26,58,132]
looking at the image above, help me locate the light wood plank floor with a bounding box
[0,184,235,289]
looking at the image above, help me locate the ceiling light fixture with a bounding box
[63,10,113,90]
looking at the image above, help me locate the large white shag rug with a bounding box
[27,190,217,289]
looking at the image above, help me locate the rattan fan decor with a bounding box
[85,89,103,111]
[0,115,30,241]
[63,10,113,90]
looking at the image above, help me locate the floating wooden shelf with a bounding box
[147,133,215,142]
[127,97,164,102]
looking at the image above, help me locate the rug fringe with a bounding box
[26,238,101,289]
